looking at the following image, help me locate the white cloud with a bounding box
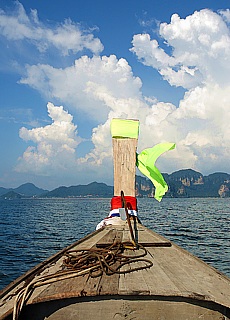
[16,102,82,175]
[14,8,230,185]
[131,9,230,89]
[219,9,230,23]
[128,9,230,175]
[20,55,143,121]
[0,1,103,55]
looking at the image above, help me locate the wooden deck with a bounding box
[0,221,230,320]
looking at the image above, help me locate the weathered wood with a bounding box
[96,268,120,296]
[21,298,229,320]
[96,225,171,248]
[112,138,138,196]
[138,228,172,247]
[33,274,89,303]
[96,229,123,248]
[149,242,230,307]
[1,224,230,320]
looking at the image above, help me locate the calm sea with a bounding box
[0,197,229,290]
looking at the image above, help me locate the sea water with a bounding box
[0,197,229,290]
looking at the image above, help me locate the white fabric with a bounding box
[96,216,125,230]
[108,209,138,217]
[96,208,138,230]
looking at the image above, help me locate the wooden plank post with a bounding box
[111,119,139,197]
[113,138,138,196]
[111,119,139,247]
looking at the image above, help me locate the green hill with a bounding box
[0,170,229,199]
[0,191,22,199]
[44,182,114,198]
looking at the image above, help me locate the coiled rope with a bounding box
[63,241,153,276]
[12,241,153,320]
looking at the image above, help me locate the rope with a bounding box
[12,241,153,320]
[120,191,136,246]
[63,241,153,276]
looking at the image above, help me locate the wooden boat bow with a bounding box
[0,119,229,319]
[0,222,230,319]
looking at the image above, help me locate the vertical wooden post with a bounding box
[111,119,139,247]
[112,120,139,196]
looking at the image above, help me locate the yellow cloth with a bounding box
[137,143,176,201]
[111,119,139,139]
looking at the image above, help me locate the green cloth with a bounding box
[111,119,139,139]
[136,143,176,202]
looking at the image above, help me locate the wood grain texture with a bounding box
[1,224,230,320]
[112,138,138,196]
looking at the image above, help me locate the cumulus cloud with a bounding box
[219,9,230,23]
[131,9,230,89]
[19,55,143,121]
[129,9,230,174]
[14,8,230,184]
[0,1,103,55]
[82,9,230,176]
[16,102,82,175]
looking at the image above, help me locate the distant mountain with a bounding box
[44,182,114,198]
[0,187,9,197]
[44,170,230,198]
[0,183,48,198]
[167,170,229,198]
[0,170,229,199]
[14,183,48,196]
[0,191,22,200]
[136,169,230,198]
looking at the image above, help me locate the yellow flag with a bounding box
[137,143,176,201]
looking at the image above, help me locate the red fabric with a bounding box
[111,196,137,211]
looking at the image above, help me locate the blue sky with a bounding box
[0,0,230,190]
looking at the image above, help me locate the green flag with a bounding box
[111,118,139,139]
[136,143,176,202]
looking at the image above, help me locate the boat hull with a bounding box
[1,222,230,320]
[13,295,229,320]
